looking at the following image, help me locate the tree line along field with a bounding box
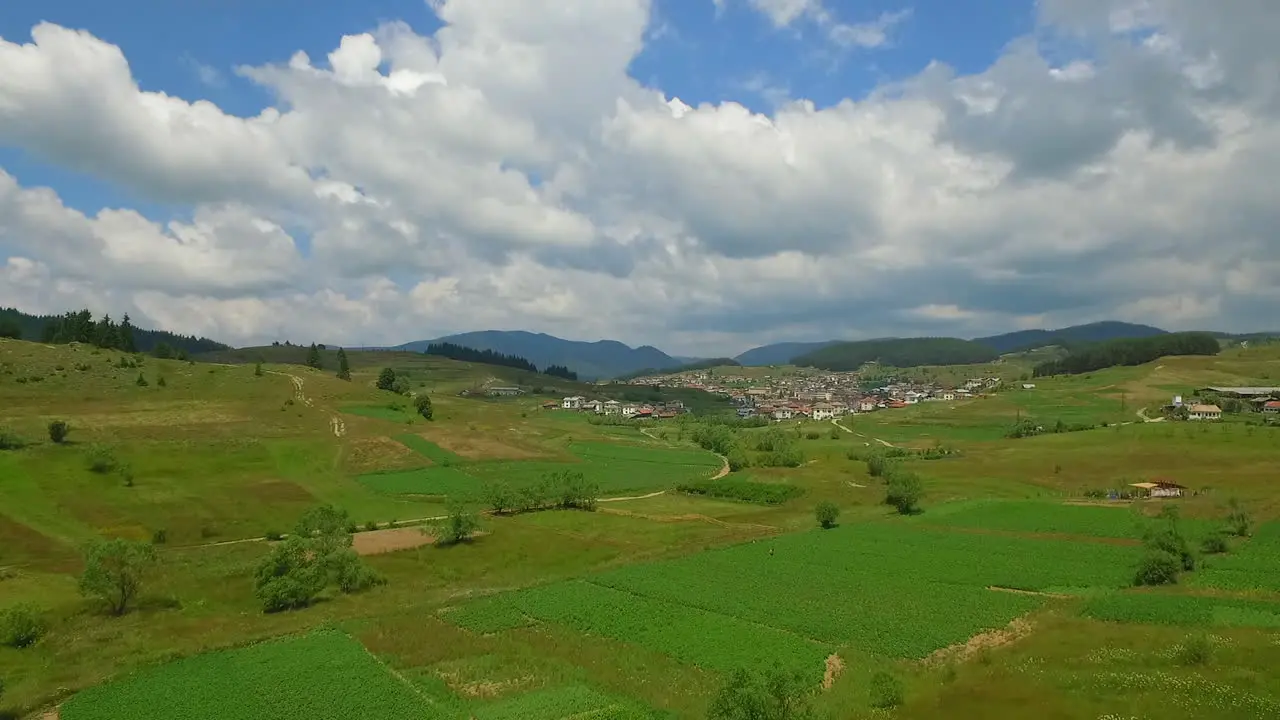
[4,336,1280,719]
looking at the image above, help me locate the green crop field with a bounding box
[6,337,1280,720]
[59,630,439,720]
[358,441,722,499]
[919,499,1219,540]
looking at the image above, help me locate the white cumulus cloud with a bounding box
[1,0,1278,356]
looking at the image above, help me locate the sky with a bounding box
[0,0,1277,357]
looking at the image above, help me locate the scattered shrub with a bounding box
[48,419,70,444]
[157,376,167,387]
[816,501,840,529]
[1176,633,1214,666]
[264,530,285,541]
[805,431,822,440]
[1200,533,1229,555]
[415,394,433,420]
[151,529,168,545]
[1225,498,1251,537]
[0,604,47,649]
[869,670,904,709]
[0,428,26,450]
[364,520,379,532]
[135,372,149,387]
[87,446,120,474]
[1134,551,1181,586]
[678,479,803,505]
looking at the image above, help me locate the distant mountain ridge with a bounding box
[974,321,1169,353]
[734,340,842,366]
[395,330,683,380]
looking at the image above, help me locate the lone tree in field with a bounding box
[48,420,70,444]
[306,343,323,370]
[435,500,480,547]
[376,367,397,392]
[707,664,816,720]
[415,394,433,420]
[1226,498,1251,537]
[254,361,264,377]
[336,348,351,381]
[815,501,840,529]
[254,504,382,613]
[78,538,158,616]
[885,470,924,515]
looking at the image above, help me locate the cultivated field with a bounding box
[3,338,1280,719]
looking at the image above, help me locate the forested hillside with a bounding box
[0,307,228,355]
[793,337,999,371]
[1032,331,1221,376]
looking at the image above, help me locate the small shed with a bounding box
[1129,481,1186,498]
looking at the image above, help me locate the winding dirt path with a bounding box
[640,427,730,480]
[1137,407,1165,423]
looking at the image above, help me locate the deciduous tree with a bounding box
[78,538,158,616]
[336,348,351,381]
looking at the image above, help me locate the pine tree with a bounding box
[118,314,137,353]
[336,348,351,381]
[306,343,323,370]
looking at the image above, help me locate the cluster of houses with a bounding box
[613,365,1005,423]
[731,378,999,421]
[549,396,687,420]
[1163,387,1280,421]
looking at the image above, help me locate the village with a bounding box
[543,366,1006,422]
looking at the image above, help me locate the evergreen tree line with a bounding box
[1033,331,1221,377]
[1,307,227,355]
[424,342,578,380]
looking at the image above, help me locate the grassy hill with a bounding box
[395,330,683,380]
[974,321,1168,353]
[6,336,1280,719]
[794,337,1000,371]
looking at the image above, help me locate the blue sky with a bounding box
[3,0,1269,353]
[0,0,1033,220]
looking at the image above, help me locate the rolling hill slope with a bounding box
[734,340,842,366]
[395,330,683,380]
[975,321,1167,353]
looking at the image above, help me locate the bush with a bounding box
[804,431,821,440]
[157,376,167,387]
[885,471,924,515]
[255,538,325,613]
[0,428,26,450]
[135,372,149,387]
[1201,533,1229,555]
[677,479,803,505]
[0,604,47,649]
[866,453,892,479]
[815,501,840,529]
[1134,551,1181,586]
[364,520,379,532]
[869,670,904,709]
[151,529,168,544]
[1226,498,1251,537]
[415,394,433,420]
[1176,633,1214,666]
[333,549,385,594]
[48,420,70,444]
[87,446,119,474]
[376,367,397,392]
[264,530,284,541]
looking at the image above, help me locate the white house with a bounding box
[1188,404,1222,421]
[583,400,602,413]
[771,407,794,420]
[941,391,956,401]
[602,399,622,415]
[561,396,584,410]
[858,399,877,413]
[621,404,638,417]
[811,403,835,421]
